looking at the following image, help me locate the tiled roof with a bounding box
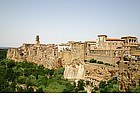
[131,53,140,56]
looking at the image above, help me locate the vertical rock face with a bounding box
[117,58,140,92]
[64,59,84,80]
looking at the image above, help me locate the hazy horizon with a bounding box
[0,0,140,47]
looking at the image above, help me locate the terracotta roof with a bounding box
[131,53,140,56]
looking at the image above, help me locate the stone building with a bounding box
[83,35,139,65]
[121,36,138,46]
[7,35,59,69]
[57,42,72,52]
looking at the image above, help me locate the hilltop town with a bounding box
[7,35,140,92]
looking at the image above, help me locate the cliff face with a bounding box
[7,44,58,69]
[84,63,118,80]
[64,60,118,85]
[64,59,84,80]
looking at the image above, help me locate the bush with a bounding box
[89,59,97,63]
[78,80,85,90]
[0,49,8,61]
[99,78,120,93]
[97,61,104,64]
[17,76,26,84]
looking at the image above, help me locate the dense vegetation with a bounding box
[0,49,8,61]
[97,77,120,93]
[0,59,78,93]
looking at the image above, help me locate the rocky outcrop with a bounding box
[84,63,118,86]
[118,59,140,92]
[64,59,84,80]
[64,59,118,84]
[85,63,118,80]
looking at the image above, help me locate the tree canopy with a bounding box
[0,58,75,93]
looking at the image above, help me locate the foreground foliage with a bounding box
[0,59,77,93]
[0,49,8,61]
[99,77,120,93]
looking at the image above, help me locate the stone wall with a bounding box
[7,44,58,69]
[59,51,72,67]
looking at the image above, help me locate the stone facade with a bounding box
[57,42,72,52]
[7,36,58,69]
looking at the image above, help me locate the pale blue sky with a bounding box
[0,0,140,47]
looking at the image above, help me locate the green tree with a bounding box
[36,75,48,87]
[44,82,66,93]
[25,75,36,88]
[17,76,26,84]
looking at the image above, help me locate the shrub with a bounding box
[89,59,97,63]
[97,61,104,64]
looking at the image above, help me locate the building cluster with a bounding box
[7,34,140,91]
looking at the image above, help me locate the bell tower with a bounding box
[35,35,40,45]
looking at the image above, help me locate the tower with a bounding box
[36,35,40,45]
[96,35,107,48]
